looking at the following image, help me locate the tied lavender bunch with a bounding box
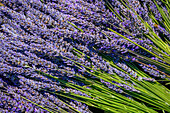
[0,0,170,113]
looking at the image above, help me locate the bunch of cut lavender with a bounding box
[0,0,170,113]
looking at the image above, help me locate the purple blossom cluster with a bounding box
[100,78,140,93]
[0,0,168,112]
[116,62,155,82]
[139,64,166,79]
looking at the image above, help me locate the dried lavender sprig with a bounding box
[137,61,169,78]
[116,62,155,81]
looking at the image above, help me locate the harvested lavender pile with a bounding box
[0,0,170,113]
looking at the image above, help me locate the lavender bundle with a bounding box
[0,0,170,113]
